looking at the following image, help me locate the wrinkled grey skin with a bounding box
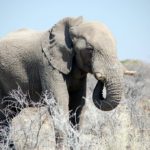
[0,17,124,149]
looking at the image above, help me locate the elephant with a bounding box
[0,16,135,149]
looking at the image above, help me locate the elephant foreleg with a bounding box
[48,69,69,149]
[69,77,86,129]
[40,60,70,149]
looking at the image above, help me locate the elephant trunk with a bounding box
[93,73,123,111]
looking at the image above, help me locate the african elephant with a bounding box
[0,16,134,149]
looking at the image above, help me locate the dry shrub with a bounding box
[0,60,149,150]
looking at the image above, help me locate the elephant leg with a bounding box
[68,76,86,150]
[69,90,85,128]
[51,73,69,149]
[48,71,69,149]
[69,77,86,129]
[41,58,70,114]
[40,62,70,149]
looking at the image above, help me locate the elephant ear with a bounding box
[42,17,83,74]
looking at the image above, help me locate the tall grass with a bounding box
[0,61,149,150]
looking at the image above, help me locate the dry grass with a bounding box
[0,60,150,150]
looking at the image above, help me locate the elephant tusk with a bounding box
[124,70,137,76]
[94,73,106,81]
[121,63,136,76]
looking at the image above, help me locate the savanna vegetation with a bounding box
[0,60,149,150]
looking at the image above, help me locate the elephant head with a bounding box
[42,17,123,111]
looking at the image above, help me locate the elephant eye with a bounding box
[87,44,94,52]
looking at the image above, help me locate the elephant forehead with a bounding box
[78,22,116,45]
[77,22,109,35]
